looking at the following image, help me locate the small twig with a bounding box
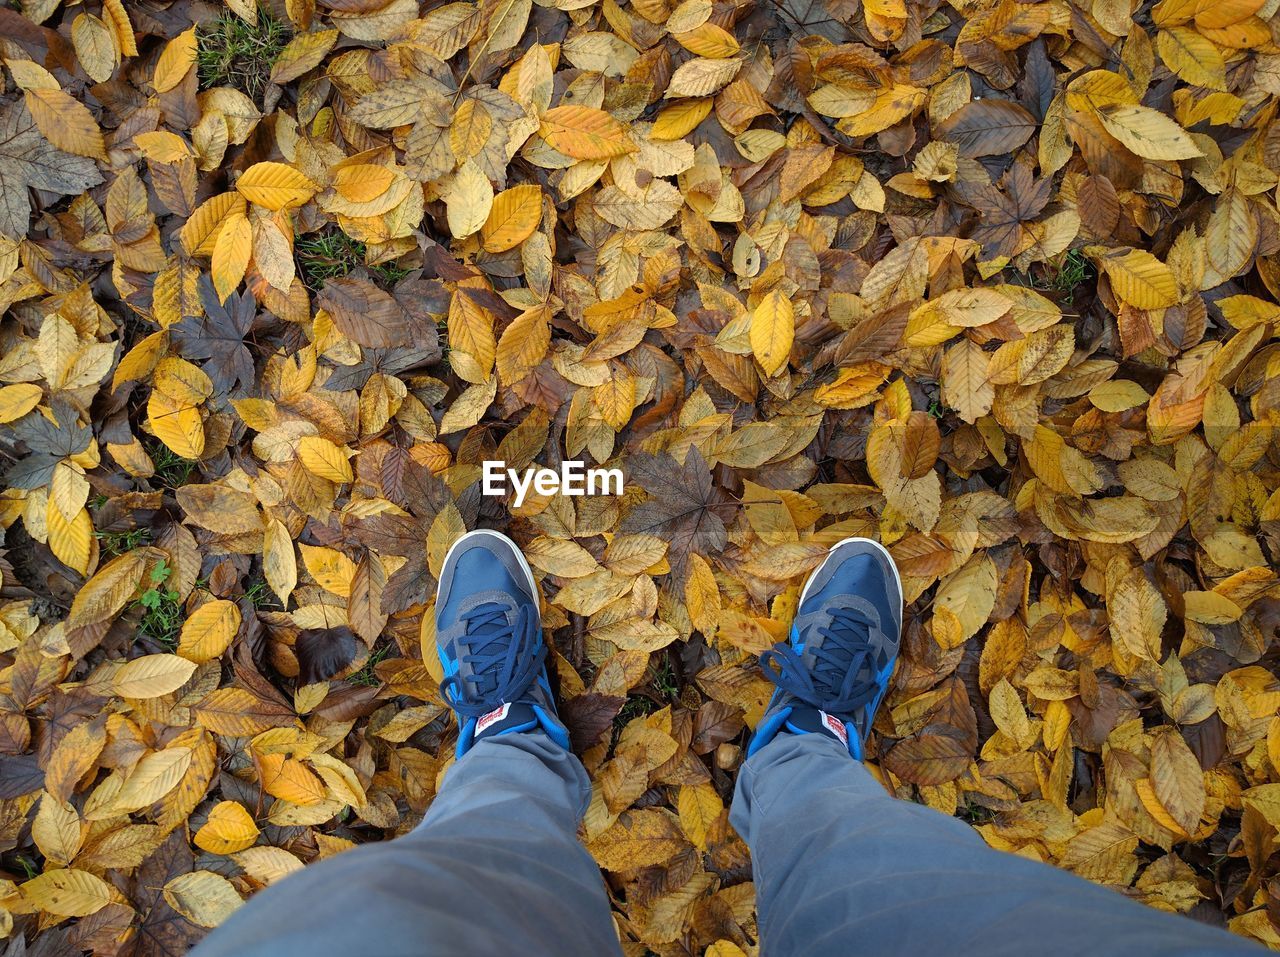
[452,0,520,106]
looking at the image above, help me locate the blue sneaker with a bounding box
[435,529,570,758]
[747,538,903,760]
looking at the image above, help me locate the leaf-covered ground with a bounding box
[3,0,1280,950]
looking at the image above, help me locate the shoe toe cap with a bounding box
[803,541,902,634]
[437,533,538,630]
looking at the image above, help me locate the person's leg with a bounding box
[737,537,1260,957]
[193,731,622,957]
[197,529,622,957]
[731,731,1261,957]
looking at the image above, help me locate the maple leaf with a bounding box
[353,460,452,613]
[4,398,93,489]
[171,276,258,398]
[0,99,102,240]
[954,162,1053,260]
[125,831,204,957]
[620,448,732,581]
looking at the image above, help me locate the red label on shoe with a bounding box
[477,702,511,734]
[819,711,848,747]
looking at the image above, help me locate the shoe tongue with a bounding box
[474,702,540,740]
[785,707,849,749]
[466,600,515,635]
[461,602,518,698]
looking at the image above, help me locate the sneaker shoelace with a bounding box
[440,602,545,719]
[760,605,881,716]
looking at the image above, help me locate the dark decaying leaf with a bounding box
[0,99,102,239]
[620,448,731,581]
[936,99,1038,158]
[296,626,360,683]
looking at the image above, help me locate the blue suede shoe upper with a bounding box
[748,539,903,760]
[435,531,570,757]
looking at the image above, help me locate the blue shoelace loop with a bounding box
[440,602,545,719]
[760,606,881,715]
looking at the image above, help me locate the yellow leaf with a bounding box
[1108,565,1166,662]
[72,13,117,84]
[155,355,214,402]
[269,28,339,85]
[749,289,793,376]
[263,519,297,606]
[258,752,327,805]
[439,377,498,434]
[299,544,357,598]
[496,303,550,384]
[45,501,92,575]
[448,287,497,383]
[426,502,466,579]
[1092,247,1179,309]
[1150,728,1206,835]
[1183,589,1242,624]
[333,163,395,203]
[814,362,892,408]
[252,217,295,293]
[523,537,599,578]
[685,552,721,634]
[147,389,204,460]
[941,338,994,424]
[839,84,925,137]
[180,192,247,257]
[102,0,138,56]
[112,330,168,392]
[0,382,42,422]
[211,212,252,303]
[1097,104,1203,161]
[177,600,242,664]
[233,845,304,884]
[235,162,318,210]
[67,551,147,632]
[1157,27,1226,90]
[194,801,259,855]
[297,435,354,483]
[152,26,196,93]
[677,783,723,851]
[444,160,493,240]
[482,184,542,253]
[932,555,997,644]
[163,871,243,927]
[194,688,288,736]
[594,371,637,430]
[650,98,713,140]
[1089,379,1150,412]
[674,22,740,57]
[112,654,198,698]
[539,105,637,159]
[988,678,1032,745]
[587,808,687,871]
[6,58,60,91]
[32,793,82,866]
[134,130,192,163]
[20,868,115,917]
[24,87,107,159]
[665,56,741,98]
[1195,0,1264,29]
[114,747,193,812]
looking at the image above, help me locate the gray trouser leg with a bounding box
[730,733,1260,957]
[191,734,622,957]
